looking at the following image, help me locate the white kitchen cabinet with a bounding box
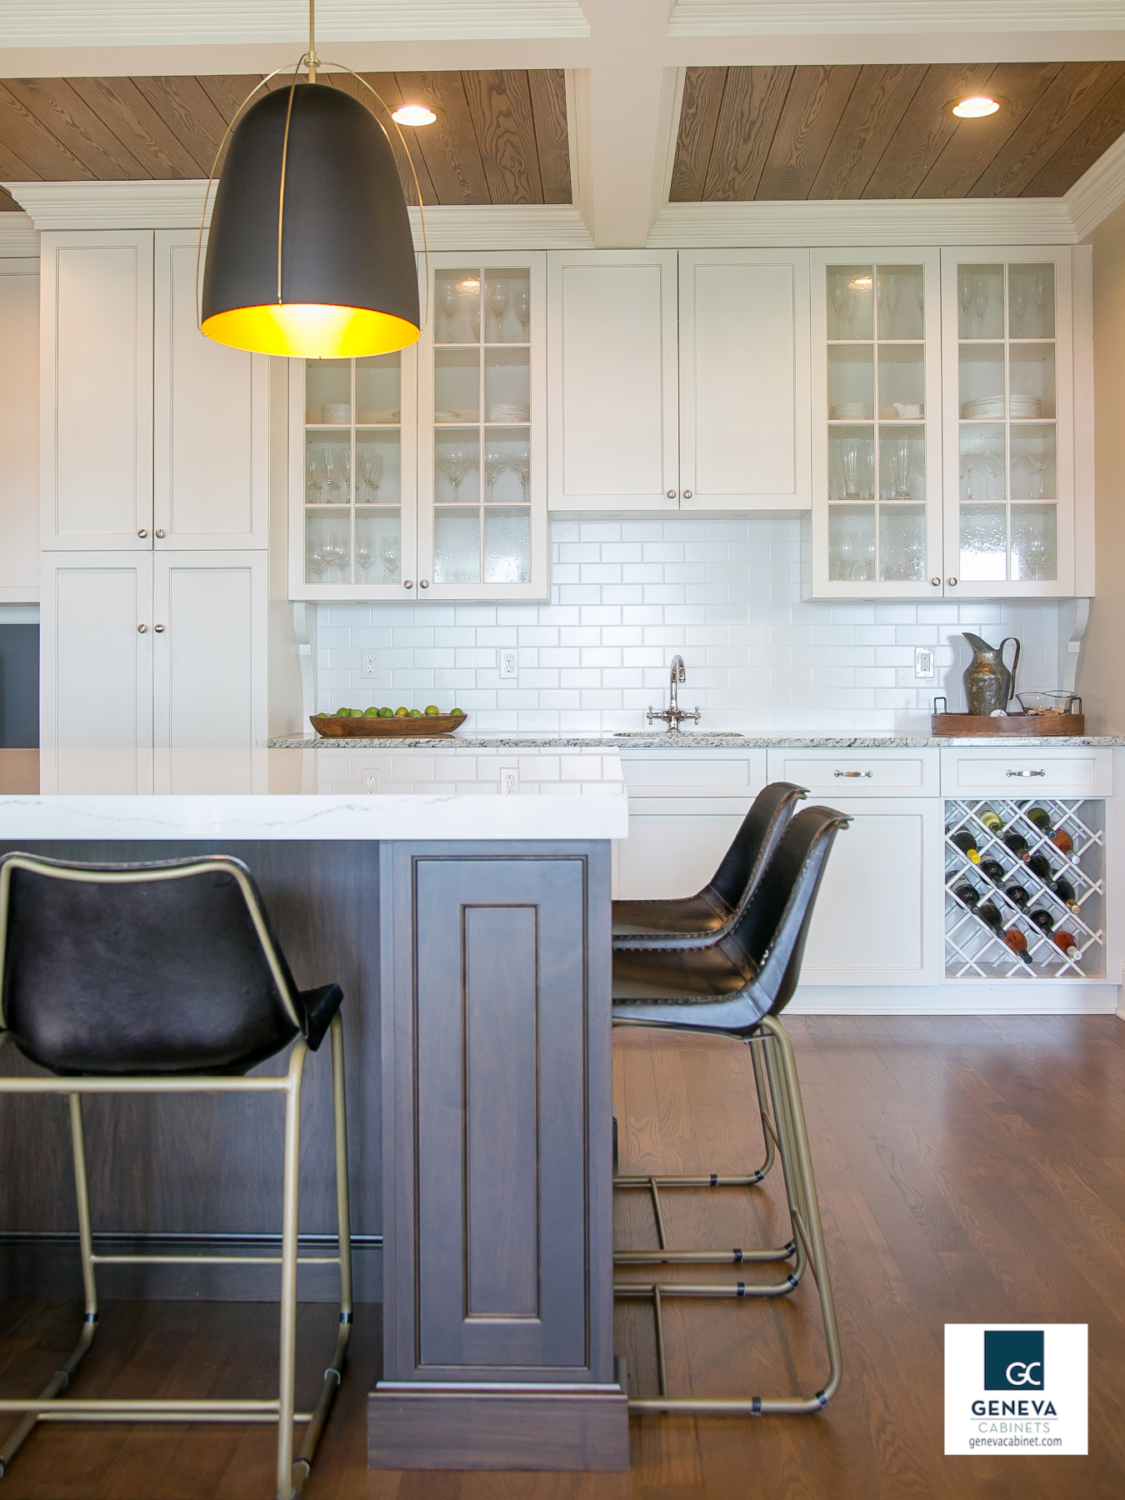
[0,258,40,600]
[547,250,679,512]
[154,232,269,550]
[940,246,1076,599]
[677,249,811,512]
[40,551,267,791]
[40,231,153,551]
[547,249,811,515]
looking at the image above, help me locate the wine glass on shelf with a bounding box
[380,536,401,583]
[437,445,472,502]
[509,450,530,501]
[355,536,373,582]
[514,287,530,341]
[1011,277,1027,338]
[890,435,911,499]
[1034,271,1047,335]
[1025,450,1050,499]
[306,537,329,582]
[358,446,383,504]
[974,278,989,335]
[439,281,459,342]
[840,437,863,499]
[883,273,899,337]
[831,274,846,338]
[484,443,507,500]
[328,533,351,583]
[487,280,511,341]
[959,273,972,335]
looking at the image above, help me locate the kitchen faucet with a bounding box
[647,655,700,731]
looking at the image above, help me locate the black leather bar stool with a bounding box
[612,805,849,1416]
[0,852,352,1500]
[612,782,806,1232]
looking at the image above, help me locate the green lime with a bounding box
[378,707,394,718]
[407,708,422,718]
[364,706,380,716]
[394,707,409,717]
[424,704,440,716]
[450,707,465,717]
[336,706,350,716]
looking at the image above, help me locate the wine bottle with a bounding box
[1028,908,1054,934]
[1004,882,1030,908]
[1027,852,1053,882]
[953,882,980,908]
[979,805,1003,833]
[978,902,1003,934]
[1003,928,1033,965]
[1003,831,1030,861]
[980,857,1006,884]
[1054,876,1080,914]
[1051,828,1074,857]
[951,829,981,863]
[1053,930,1078,955]
[1026,806,1052,832]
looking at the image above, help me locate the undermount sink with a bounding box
[611,730,742,738]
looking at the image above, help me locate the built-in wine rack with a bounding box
[944,798,1104,980]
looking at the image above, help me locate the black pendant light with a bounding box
[200,3,421,359]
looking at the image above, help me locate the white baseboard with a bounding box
[790,983,1120,1016]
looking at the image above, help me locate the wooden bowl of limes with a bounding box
[310,707,468,738]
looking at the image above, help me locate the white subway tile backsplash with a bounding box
[313,517,1065,732]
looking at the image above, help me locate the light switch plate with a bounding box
[499,649,518,680]
[914,646,935,679]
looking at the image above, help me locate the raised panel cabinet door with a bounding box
[153,232,268,549]
[38,552,154,792]
[40,231,154,550]
[678,250,811,511]
[152,552,267,788]
[0,266,40,600]
[381,844,614,1385]
[547,251,679,510]
[797,797,943,987]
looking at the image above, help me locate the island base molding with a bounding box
[368,1383,630,1470]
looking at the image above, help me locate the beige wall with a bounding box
[1080,201,1125,732]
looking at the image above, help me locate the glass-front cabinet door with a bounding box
[288,347,418,598]
[940,247,1073,598]
[417,252,547,600]
[808,250,943,598]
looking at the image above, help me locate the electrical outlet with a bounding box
[361,649,380,680]
[499,649,518,680]
[914,646,935,679]
[500,767,518,796]
[365,773,380,793]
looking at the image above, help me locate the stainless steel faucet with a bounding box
[647,655,700,731]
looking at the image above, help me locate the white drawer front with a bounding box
[621,749,768,796]
[767,749,939,797]
[941,748,1113,797]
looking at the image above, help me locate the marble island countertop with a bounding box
[269,732,1125,750]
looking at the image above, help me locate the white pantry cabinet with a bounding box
[547,249,811,513]
[40,551,268,791]
[41,230,268,552]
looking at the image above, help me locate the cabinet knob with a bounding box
[137,529,148,539]
[155,528,166,539]
[930,577,941,587]
[154,624,165,633]
[682,489,693,500]
[419,579,429,589]
[137,623,148,633]
[404,580,413,589]
[947,576,958,586]
[666,489,677,499]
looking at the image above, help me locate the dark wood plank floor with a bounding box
[2,1016,1124,1498]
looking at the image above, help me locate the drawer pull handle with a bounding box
[1006,769,1046,778]
[834,769,873,778]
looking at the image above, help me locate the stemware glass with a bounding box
[959,274,972,332]
[328,534,351,583]
[974,278,989,335]
[355,538,373,582]
[831,274,846,337]
[840,437,862,500]
[484,443,507,500]
[325,446,350,503]
[509,451,530,501]
[307,538,329,582]
[514,288,530,341]
[487,280,511,341]
[438,445,472,502]
[1026,451,1049,499]
[358,447,383,504]
[439,281,459,342]
[380,536,401,583]
[883,273,899,337]
[1034,271,1047,335]
[891,435,911,499]
[1011,278,1027,338]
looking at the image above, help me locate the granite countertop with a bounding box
[269,733,1125,750]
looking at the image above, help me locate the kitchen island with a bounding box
[0,748,630,1472]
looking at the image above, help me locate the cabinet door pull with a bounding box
[137,529,148,539]
[947,576,958,586]
[403,580,413,589]
[834,769,873,778]
[682,489,693,499]
[666,489,677,499]
[419,579,429,589]
[154,624,165,633]
[137,624,148,633]
[1006,768,1046,777]
[930,577,941,587]
[154,528,166,539]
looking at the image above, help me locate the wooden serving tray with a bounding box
[931,712,1084,737]
[310,713,468,738]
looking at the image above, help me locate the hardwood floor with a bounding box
[2,1016,1124,1498]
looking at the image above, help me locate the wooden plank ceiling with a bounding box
[672,62,1125,200]
[0,69,571,212]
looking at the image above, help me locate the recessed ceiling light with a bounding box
[392,104,437,127]
[952,95,1003,119]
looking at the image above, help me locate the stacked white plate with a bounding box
[486,402,530,422]
[1010,394,1043,419]
[829,402,873,420]
[961,396,1006,420]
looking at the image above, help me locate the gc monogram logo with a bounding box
[984,1330,1045,1391]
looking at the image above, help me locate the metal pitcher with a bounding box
[962,632,1021,715]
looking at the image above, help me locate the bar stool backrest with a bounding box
[718,806,850,1016]
[0,852,304,1076]
[705,781,807,922]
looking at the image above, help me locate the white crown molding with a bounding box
[4,180,595,247]
[647,198,1078,248]
[1065,130,1125,241]
[650,68,686,239]
[0,1,589,45]
[0,212,38,255]
[668,0,1125,34]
